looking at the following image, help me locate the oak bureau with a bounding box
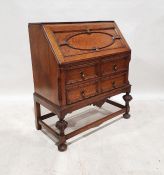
[28,21,132,151]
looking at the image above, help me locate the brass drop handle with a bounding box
[112,81,116,89]
[80,71,85,79]
[81,90,85,98]
[113,64,118,71]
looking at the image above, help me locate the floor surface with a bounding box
[0,98,164,175]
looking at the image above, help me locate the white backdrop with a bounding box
[0,0,164,100]
[1,1,164,175]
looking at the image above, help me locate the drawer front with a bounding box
[101,57,129,76]
[101,73,128,93]
[66,82,98,104]
[65,64,97,84]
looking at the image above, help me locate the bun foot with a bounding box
[36,124,41,130]
[123,113,130,119]
[58,143,67,152]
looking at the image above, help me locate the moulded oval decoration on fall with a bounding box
[65,31,115,51]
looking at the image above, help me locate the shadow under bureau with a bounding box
[28,21,132,151]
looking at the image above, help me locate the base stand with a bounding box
[34,92,132,151]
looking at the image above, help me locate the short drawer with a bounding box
[65,64,98,84]
[66,81,98,104]
[101,57,129,76]
[101,73,128,93]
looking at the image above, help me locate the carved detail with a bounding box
[93,99,106,108]
[56,120,68,134]
[123,93,132,102]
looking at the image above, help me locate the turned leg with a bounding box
[56,116,68,152]
[123,92,132,119]
[34,100,41,130]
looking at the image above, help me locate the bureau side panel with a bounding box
[28,24,60,105]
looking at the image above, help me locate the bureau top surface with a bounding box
[30,21,131,64]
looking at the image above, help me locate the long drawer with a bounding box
[66,81,99,104]
[101,56,129,76]
[101,73,128,93]
[65,63,98,85]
